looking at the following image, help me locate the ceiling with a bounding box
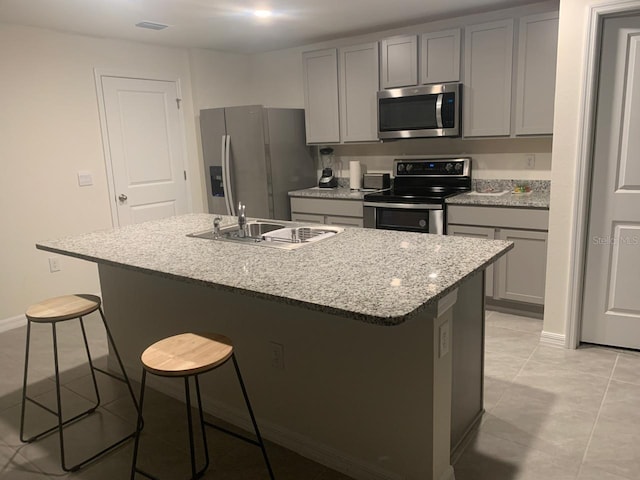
[0,0,541,54]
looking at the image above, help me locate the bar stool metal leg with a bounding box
[20,309,140,472]
[98,306,140,413]
[231,354,275,480]
[130,370,147,480]
[20,319,101,445]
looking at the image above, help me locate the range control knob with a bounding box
[406,163,413,172]
[445,163,453,172]
[455,163,463,172]
[397,163,405,173]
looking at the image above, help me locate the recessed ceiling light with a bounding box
[135,21,169,30]
[253,10,272,18]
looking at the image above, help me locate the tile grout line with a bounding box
[577,353,619,475]
[488,334,540,413]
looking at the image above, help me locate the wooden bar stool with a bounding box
[130,332,275,480]
[20,294,140,472]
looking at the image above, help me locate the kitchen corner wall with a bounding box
[0,24,210,323]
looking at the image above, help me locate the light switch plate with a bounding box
[77,171,93,187]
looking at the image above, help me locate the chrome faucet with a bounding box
[237,202,247,237]
[213,216,222,238]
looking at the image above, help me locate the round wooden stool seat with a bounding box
[141,333,234,377]
[25,294,101,323]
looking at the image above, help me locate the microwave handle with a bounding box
[435,93,444,129]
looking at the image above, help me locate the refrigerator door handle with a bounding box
[224,135,236,216]
[220,135,229,215]
[220,135,233,216]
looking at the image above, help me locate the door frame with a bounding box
[94,68,193,226]
[566,1,640,348]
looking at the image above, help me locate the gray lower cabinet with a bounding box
[495,228,548,304]
[290,197,364,227]
[448,225,496,297]
[447,205,549,306]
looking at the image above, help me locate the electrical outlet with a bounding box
[439,320,450,358]
[525,154,536,169]
[269,342,285,370]
[48,257,61,273]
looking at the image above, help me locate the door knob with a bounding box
[118,194,128,202]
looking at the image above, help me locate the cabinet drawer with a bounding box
[291,197,363,217]
[291,212,325,224]
[447,205,549,230]
[326,215,364,227]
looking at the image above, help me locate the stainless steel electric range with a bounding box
[363,157,471,234]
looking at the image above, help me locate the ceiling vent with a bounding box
[135,21,169,30]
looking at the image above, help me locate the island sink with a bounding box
[187,221,344,250]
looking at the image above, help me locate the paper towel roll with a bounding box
[349,161,361,190]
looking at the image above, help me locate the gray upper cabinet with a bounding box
[380,35,418,88]
[302,49,340,144]
[464,19,514,137]
[339,42,380,142]
[515,12,559,136]
[420,28,462,84]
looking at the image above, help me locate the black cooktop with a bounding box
[363,157,472,204]
[363,186,466,204]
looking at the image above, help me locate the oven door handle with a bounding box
[363,202,443,210]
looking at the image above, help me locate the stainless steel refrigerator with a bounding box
[199,105,316,220]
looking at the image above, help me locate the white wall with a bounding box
[542,0,639,339]
[0,25,250,322]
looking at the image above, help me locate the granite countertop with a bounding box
[446,179,551,208]
[446,191,550,208]
[288,186,376,201]
[36,214,512,326]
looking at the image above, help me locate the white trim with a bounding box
[437,289,459,317]
[93,68,193,227]
[567,1,640,349]
[0,314,26,333]
[438,466,456,480]
[540,330,566,348]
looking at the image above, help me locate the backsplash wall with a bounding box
[315,137,553,181]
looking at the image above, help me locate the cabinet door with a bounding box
[464,19,514,137]
[291,212,325,224]
[302,49,340,144]
[448,224,496,297]
[339,43,380,142]
[380,35,418,88]
[326,215,364,228]
[420,28,461,84]
[515,12,559,135]
[496,229,548,304]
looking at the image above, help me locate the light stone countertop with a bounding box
[446,191,550,208]
[36,214,512,326]
[288,186,377,201]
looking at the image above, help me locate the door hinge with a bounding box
[176,98,182,109]
[184,170,187,180]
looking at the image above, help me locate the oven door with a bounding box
[363,202,444,234]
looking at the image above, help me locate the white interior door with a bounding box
[581,15,640,349]
[101,76,188,226]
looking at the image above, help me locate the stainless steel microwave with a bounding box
[377,82,461,139]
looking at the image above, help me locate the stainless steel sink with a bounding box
[188,221,285,241]
[188,222,343,249]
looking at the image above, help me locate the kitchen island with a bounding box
[37,214,512,480]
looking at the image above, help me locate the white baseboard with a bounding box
[129,363,405,480]
[540,330,566,348]
[439,465,456,480]
[0,314,26,334]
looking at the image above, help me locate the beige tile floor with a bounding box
[0,309,639,479]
